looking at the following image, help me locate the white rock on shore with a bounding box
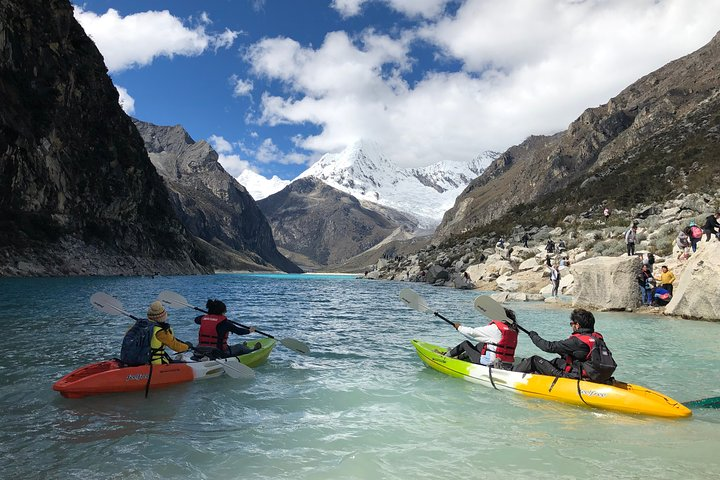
[570,255,642,310]
[665,240,720,320]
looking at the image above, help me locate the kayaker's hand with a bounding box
[528,331,538,339]
[249,326,256,333]
[453,322,460,330]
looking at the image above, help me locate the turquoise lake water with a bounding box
[1,273,719,479]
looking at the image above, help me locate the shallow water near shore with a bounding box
[1,274,719,479]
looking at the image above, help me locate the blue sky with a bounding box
[73,0,720,182]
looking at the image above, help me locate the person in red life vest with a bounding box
[442,308,518,370]
[513,308,606,379]
[194,299,261,357]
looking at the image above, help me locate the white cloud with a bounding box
[208,134,234,154]
[73,7,239,73]
[217,153,251,177]
[115,85,135,114]
[256,138,311,165]
[246,0,720,168]
[331,0,449,19]
[230,75,254,97]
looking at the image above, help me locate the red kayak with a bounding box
[53,338,275,398]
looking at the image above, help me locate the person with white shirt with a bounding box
[443,309,519,370]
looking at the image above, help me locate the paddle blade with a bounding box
[215,358,255,379]
[157,290,192,309]
[399,288,431,314]
[683,396,720,409]
[90,292,126,316]
[473,296,512,323]
[280,338,310,354]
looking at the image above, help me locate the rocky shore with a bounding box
[364,192,720,321]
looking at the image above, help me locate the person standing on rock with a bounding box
[637,264,654,305]
[624,225,637,256]
[603,207,610,222]
[545,239,555,254]
[521,233,529,248]
[549,264,561,297]
[702,212,720,241]
[655,265,676,295]
[689,220,703,252]
[676,228,691,259]
[444,308,519,370]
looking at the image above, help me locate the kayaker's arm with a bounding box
[456,323,500,343]
[155,328,191,353]
[528,331,577,356]
[226,321,253,336]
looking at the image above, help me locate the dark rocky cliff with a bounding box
[436,31,720,240]
[258,177,408,269]
[133,119,301,273]
[0,0,206,276]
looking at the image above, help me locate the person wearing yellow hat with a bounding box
[147,301,192,364]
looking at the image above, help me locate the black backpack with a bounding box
[581,333,617,383]
[120,319,156,366]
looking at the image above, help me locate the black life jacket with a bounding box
[565,332,617,382]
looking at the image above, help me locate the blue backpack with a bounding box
[120,319,156,366]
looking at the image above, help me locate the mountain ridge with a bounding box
[133,119,302,273]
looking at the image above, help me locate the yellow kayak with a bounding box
[413,339,691,419]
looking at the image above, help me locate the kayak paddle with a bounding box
[682,396,720,409]
[156,290,310,354]
[398,288,476,341]
[473,295,530,335]
[91,292,255,380]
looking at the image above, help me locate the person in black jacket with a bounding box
[703,212,720,241]
[513,309,603,379]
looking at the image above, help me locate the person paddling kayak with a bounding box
[443,308,519,370]
[512,308,616,383]
[147,301,192,364]
[195,299,261,357]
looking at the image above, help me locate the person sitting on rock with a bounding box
[652,286,672,307]
[443,308,518,370]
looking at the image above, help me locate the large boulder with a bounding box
[664,241,720,320]
[570,255,642,310]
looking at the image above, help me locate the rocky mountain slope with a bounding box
[133,119,301,273]
[257,177,417,269]
[297,140,494,229]
[0,0,205,276]
[436,30,720,242]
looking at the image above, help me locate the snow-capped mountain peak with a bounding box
[296,140,498,228]
[236,170,290,200]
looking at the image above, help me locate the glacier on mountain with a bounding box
[236,169,291,200]
[296,140,496,229]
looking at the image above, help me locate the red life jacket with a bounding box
[198,314,229,351]
[564,332,603,377]
[480,320,518,362]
